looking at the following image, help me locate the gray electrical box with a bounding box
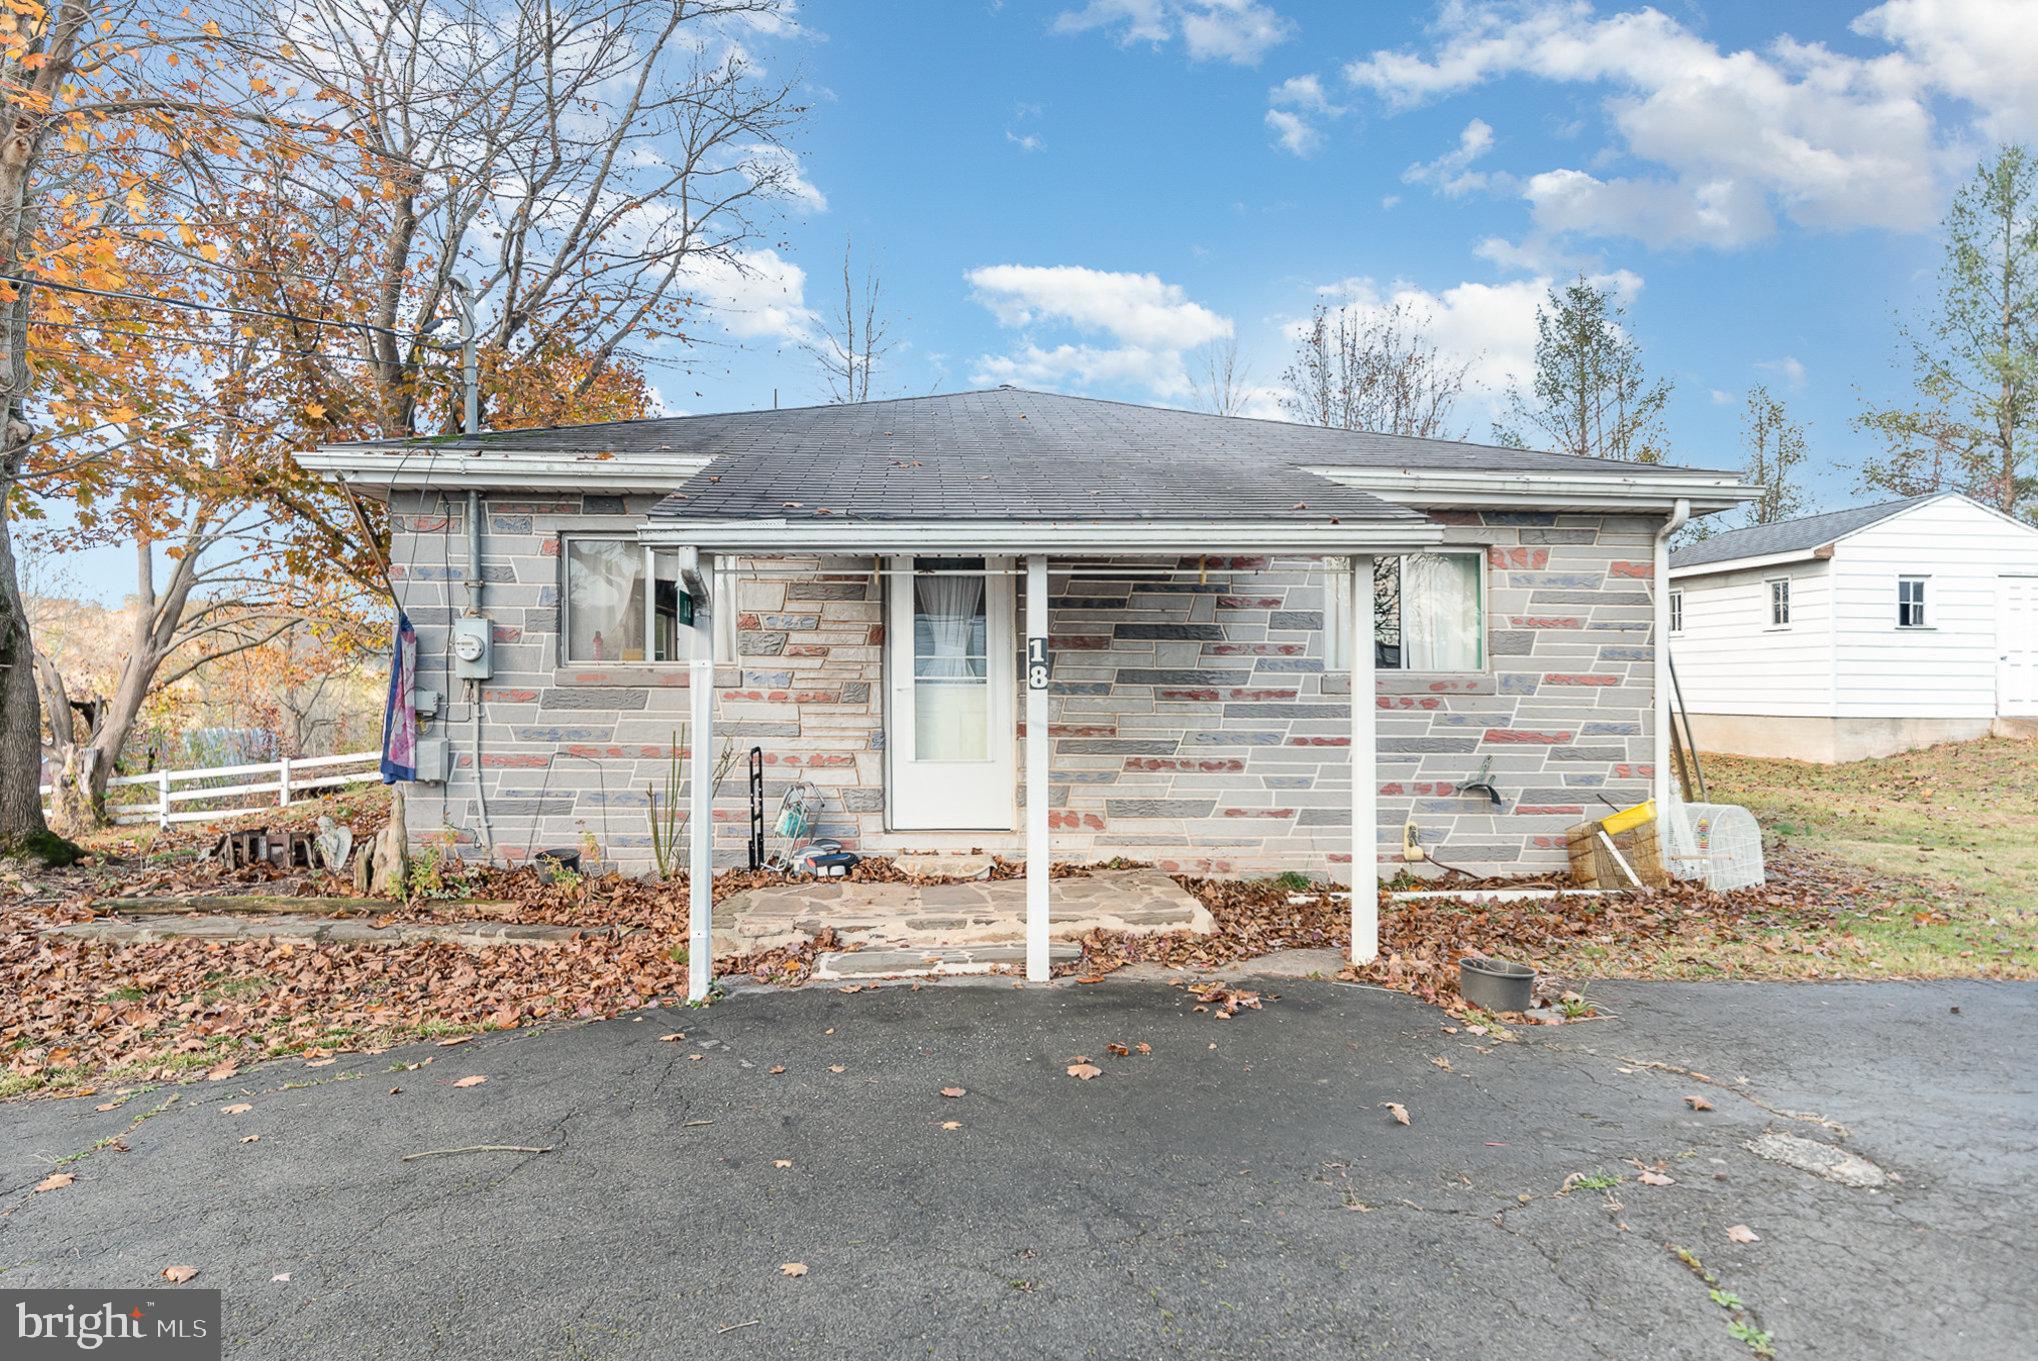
[451,616,493,680]
[414,737,449,783]
[414,688,442,718]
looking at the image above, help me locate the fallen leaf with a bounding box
[220,1103,252,1115]
[1066,1063,1102,1080]
[162,1266,198,1284]
[35,1172,74,1193]
[779,1262,808,1277]
[659,1033,686,1043]
[1431,1056,1453,1071]
[239,1135,260,1144]
[1383,1102,1411,1126]
[205,1061,239,1082]
[773,1159,793,1169]
[1135,1042,1152,1055]
[1683,1094,1714,1111]
[303,1058,336,1069]
[1726,1224,1760,1244]
[452,1075,487,1088]
[837,985,863,994]
[828,1065,846,1074]
[940,1087,967,1098]
[271,1273,290,1283]
[388,1087,401,1096]
[940,1121,961,1131]
[1106,1043,1130,1057]
[769,1065,786,1075]
[95,1102,118,1112]
[1639,1170,1675,1186]
[437,1036,471,1047]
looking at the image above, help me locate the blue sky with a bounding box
[51,0,2038,600]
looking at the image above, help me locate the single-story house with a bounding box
[301,388,1752,995]
[1668,492,2038,762]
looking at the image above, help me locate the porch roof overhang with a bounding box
[634,516,1446,557]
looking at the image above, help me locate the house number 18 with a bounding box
[1026,637,1051,690]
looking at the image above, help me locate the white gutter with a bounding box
[636,518,1447,555]
[296,447,710,492]
[1655,498,1690,812]
[1305,466,1756,513]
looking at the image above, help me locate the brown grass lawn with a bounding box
[1653,735,2038,979]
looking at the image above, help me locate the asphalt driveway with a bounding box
[2,976,2031,1359]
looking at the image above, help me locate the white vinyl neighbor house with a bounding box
[1667,493,2038,762]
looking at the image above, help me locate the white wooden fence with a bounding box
[40,750,384,828]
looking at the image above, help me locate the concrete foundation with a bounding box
[1685,712,2010,763]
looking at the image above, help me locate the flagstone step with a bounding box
[714,867,1212,959]
[813,943,1081,981]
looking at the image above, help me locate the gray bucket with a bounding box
[1458,956,1535,1013]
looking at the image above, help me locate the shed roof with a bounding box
[1668,494,1947,572]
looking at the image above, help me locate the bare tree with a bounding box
[1190,335,1254,416]
[804,237,895,403]
[1494,276,1671,462]
[1280,300,1470,438]
[1741,385,1810,526]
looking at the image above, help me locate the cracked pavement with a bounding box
[1,978,2030,1358]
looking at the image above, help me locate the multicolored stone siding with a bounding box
[385,490,1659,881]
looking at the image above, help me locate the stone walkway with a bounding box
[712,867,1213,960]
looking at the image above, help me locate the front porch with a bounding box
[650,530,1443,1001]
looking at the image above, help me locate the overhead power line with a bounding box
[0,270,447,342]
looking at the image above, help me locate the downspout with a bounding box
[1653,498,1690,814]
[454,275,494,856]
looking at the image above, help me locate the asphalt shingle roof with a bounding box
[1668,495,1945,571]
[336,388,1734,525]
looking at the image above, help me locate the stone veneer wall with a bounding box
[386,490,1660,881]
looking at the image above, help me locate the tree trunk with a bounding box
[0,470,55,852]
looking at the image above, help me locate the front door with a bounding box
[886,556,1016,830]
[2000,575,2038,716]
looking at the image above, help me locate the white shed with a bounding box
[1668,493,2038,762]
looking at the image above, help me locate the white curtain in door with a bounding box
[1401,553,1482,671]
[914,569,989,760]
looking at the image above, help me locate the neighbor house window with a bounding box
[1669,589,1684,635]
[1328,551,1486,671]
[1767,577,1792,629]
[563,538,695,663]
[1897,576,1928,628]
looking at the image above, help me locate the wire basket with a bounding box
[1660,797,1765,891]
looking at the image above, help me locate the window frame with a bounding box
[1327,548,1488,675]
[559,534,719,666]
[1896,574,1929,629]
[1765,575,1793,631]
[1668,588,1684,636]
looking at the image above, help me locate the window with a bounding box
[1328,551,1485,671]
[1668,589,1684,635]
[1767,576,1792,629]
[563,539,711,663]
[1897,576,1928,628]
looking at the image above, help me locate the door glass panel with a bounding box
[912,557,989,761]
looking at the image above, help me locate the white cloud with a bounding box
[682,248,816,343]
[1303,268,1643,401]
[1710,388,1736,405]
[1403,117,1499,196]
[1757,355,1809,389]
[966,264,1233,397]
[1265,72,1346,156]
[1342,0,2038,249]
[1006,129,1045,152]
[1053,0,1292,66]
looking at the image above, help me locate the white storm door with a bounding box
[886,555,1016,830]
[1999,576,2038,716]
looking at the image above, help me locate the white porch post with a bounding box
[1025,554,1050,982]
[1349,554,1379,964]
[687,552,717,1002]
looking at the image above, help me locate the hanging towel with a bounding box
[380,611,419,783]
